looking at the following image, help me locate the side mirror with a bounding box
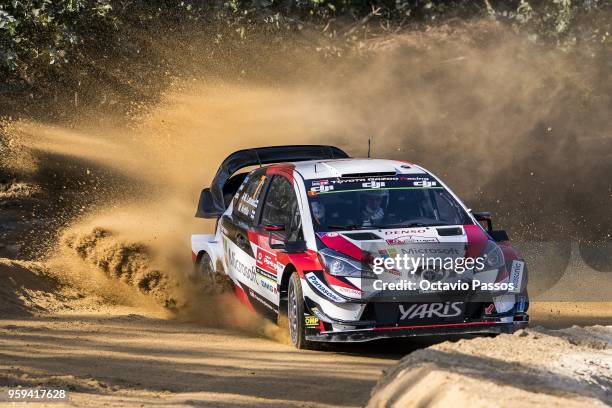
[473,211,492,232]
[473,211,510,242]
[265,225,307,253]
[266,225,286,249]
[490,230,510,242]
[284,240,308,253]
[195,188,224,218]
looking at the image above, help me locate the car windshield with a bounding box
[305,174,473,232]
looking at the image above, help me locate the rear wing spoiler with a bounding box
[196,145,349,218]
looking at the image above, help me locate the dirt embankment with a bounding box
[0,259,64,318]
[369,326,612,408]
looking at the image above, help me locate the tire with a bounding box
[197,252,215,279]
[287,272,311,349]
[195,252,232,295]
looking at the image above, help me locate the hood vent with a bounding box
[342,232,382,241]
[437,227,463,236]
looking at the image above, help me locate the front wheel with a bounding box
[287,272,311,349]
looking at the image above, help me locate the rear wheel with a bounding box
[288,272,311,349]
[197,252,215,280]
[195,252,232,294]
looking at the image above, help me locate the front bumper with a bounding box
[306,314,529,343]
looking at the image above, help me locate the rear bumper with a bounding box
[306,315,528,343]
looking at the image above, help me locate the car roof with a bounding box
[285,158,430,180]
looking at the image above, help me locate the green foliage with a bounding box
[0,1,113,74]
[0,0,608,118]
[487,0,611,47]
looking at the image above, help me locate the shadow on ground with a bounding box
[0,314,408,407]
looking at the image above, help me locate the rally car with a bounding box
[191,145,529,348]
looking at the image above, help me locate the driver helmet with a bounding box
[311,201,326,223]
[363,189,389,209]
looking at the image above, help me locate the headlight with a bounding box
[318,248,375,278]
[483,240,505,269]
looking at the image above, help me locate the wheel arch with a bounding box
[279,263,297,313]
[195,250,206,264]
[191,234,225,273]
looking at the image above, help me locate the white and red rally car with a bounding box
[191,145,529,348]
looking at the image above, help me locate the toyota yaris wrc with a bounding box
[191,145,529,348]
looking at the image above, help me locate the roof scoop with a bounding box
[315,162,341,176]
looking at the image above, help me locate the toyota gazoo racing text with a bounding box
[191,145,529,348]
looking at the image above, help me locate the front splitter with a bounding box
[306,319,528,343]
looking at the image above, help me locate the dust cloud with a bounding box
[2,20,610,326]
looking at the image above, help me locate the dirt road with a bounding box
[1,296,610,407]
[0,309,404,407]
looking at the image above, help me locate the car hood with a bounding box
[316,224,489,261]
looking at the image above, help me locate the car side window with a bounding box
[261,176,303,242]
[232,172,267,224]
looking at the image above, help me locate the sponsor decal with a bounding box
[248,288,277,313]
[329,176,399,184]
[310,307,326,321]
[399,302,464,320]
[256,247,278,275]
[306,175,442,194]
[304,315,319,326]
[413,180,437,188]
[401,247,461,256]
[378,248,398,258]
[227,247,258,286]
[310,185,334,193]
[244,196,259,206]
[362,181,386,188]
[330,284,361,298]
[383,228,428,235]
[386,235,440,245]
[305,273,345,303]
[235,174,266,220]
[258,277,277,294]
[508,260,525,294]
[236,201,253,217]
[255,266,276,281]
